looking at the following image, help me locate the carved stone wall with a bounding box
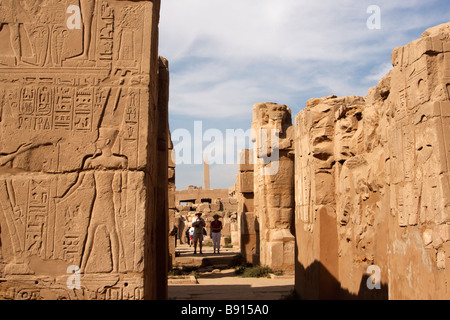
[295,23,450,300]
[0,0,165,300]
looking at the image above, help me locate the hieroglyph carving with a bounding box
[294,23,450,299]
[0,0,159,300]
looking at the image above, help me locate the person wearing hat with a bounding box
[210,214,223,254]
[192,212,206,254]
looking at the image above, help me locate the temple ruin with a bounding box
[0,0,448,300]
[293,23,450,299]
[173,164,239,248]
[235,23,450,299]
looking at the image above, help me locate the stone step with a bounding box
[173,245,242,269]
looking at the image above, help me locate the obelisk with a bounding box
[204,157,210,190]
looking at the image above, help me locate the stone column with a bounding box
[0,0,165,300]
[252,103,295,272]
[237,149,259,265]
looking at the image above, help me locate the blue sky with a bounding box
[158,0,450,190]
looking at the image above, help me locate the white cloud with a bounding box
[365,63,393,83]
[161,0,448,119]
[160,0,440,63]
[160,0,449,189]
[169,64,263,118]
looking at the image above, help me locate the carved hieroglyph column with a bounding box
[0,0,165,300]
[252,103,295,271]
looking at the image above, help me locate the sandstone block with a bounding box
[238,149,254,172]
[239,172,254,193]
[0,0,165,300]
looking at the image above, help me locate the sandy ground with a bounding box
[169,244,295,300]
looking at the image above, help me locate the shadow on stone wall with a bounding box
[296,260,388,300]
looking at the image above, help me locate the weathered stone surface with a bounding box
[175,186,229,206]
[252,103,295,271]
[0,0,166,300]
[238,171,254,194]
[236,149,258,265]
[295,23,450,300]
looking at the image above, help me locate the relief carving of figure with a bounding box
[0,142,34,168]
[57,127,128,273]
[0,0,97,66]
[0,142,35,274]
[76,0,96,60]
[0,0,32,66]
[259,104,295,233]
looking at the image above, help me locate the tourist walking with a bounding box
[211,214,223,254]
[192,212,206,254]
[188,226,194,247]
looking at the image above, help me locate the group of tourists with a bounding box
[185,212,223,254]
